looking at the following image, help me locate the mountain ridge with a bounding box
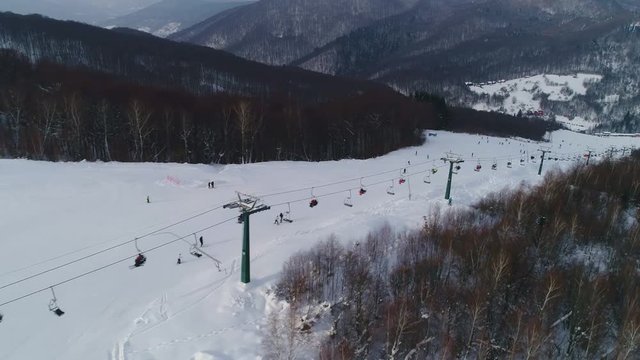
[173,0,640,130]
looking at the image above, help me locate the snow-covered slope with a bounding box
[0,130,637,359]
[468,74,603,129]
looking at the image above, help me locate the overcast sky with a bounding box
[0,0,248,24]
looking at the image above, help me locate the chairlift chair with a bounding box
[134,253,147,267]
[507,161,512,168]
[309,187,319,208]
[358,178,367,195]
[423,174,431,184]
[189,245,203,258]
[282,203,293,223]
[491,163,497,170]
[48,287,65,317]
[520,158,525,166]
[344,190,353,207]
[387,180,396,195]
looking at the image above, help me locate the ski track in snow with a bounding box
[0,130,638,359]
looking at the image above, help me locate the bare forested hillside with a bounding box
[272,152,640,358]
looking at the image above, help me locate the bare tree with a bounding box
[2,87,26,154]
[62,92,85,159]
[263,305,308,360]
[127,99,153,161]
[96,99,112,161]
[179,111,192,163]
[34,96,59,159]
[234,100,256,164]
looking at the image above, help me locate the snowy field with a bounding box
[0,130,638,360]
[468,74,603,126]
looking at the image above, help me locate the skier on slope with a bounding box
[199,236,204,247]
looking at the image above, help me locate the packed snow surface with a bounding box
[0,130,637,359]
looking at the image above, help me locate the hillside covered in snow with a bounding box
[0,130,637,359]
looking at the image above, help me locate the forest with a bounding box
[0,50,555,163]
[269,151,640,359]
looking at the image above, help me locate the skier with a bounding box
[177,254,182,265]
[134,253,146,267]
[146,195,150,204]
[279,213,284,223]
[199,236,204,247]
[211,181,215,189]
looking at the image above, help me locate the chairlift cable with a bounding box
[0,216,237,308]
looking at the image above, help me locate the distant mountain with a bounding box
[171,0,422,65]
[173,0,640,131]
[0,0,158,24]
[101,0,253,38]
[0,11,391,100]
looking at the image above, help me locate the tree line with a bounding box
[269,151,640,359]
[0,50,554,164]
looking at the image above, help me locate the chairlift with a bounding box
[134,237,141,253]
[48,287,65,317]
[386,180,396,195]
[189,245,203,258]
[132,238,147,267]
[134,253,147,267]
[358,178,367,195]
[282,202,293,223]
[423,174,431,184]
[309,187,318,208]
[344,190,353,207]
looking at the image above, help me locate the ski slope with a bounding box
[0,130,637,360]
